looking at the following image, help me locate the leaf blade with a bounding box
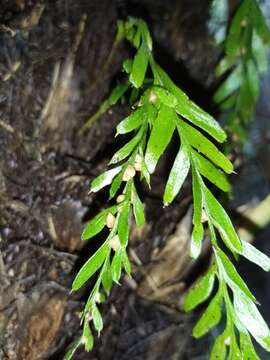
[145,104,176,174]
[82,205,118,241]
[132,185,145,226]
[234,290,270,351]
[116,106,145,135]
[180,121,233,174]
[241,241,270,272]
[203,185,242,253]
[183,268,215,312]
[193,292,223,338]
[151,63,226,142]
[92,305,103,333]
[163,145,190,205]
[129,43,149,88]
[118,201,130,247]
[110,127,144,164]
[111,250,122,283]
[190,223,204,259]
[72,243,109,291]
[192,150,230,192]
[90,166,122,193]
[215,248,256,302]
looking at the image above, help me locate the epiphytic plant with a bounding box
[214,0,270,143]
[67,16,270,359]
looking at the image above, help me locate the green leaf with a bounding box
[90,166,122,193]
[82,212,108,241]
[151,62,226,143]
[203,186,242,253]
[190,223,204,259]
[109,172,123,199]
[240,332,260,360]
[108,83,129,106]
[247,60,259,100]
[82,205,118,240]
[141,161,151,186]
[193,292,223,338]
[183,268,215,312]
[132,185,145,226]
[102,255,113,294]
[116,106,145,135]
[215,57,235,77]
[229,0,249,35]
[138,19,153,50]
[72,243,109,291]
[192,167,203,226]
[252,31,268,73]
[163,145,190,205]
[83,321,94,352]
[234,289,270,351]
[129,43,149,88]
[123,59,133,74]
[153,86,178,108]
[238,78,254,120]
[65,337,82,360]
[145,102,158,126]
[118,201,130,247]
[224,34,239,60]
[229,335,242,360]
[214,65,242,104]
[177,100,227,143]
[121,249,132,275]
[185,101,227,142]
[179,121,233,174]
[129,87,140,105]
[210,332,227,360]
[111,250,122,283]
[92,305,103,333]
[133,28,141,48]
[219,94,237,111]
[80,82,129,133]
[241,241,270,272]
[225,0,249,57]
[214,248,256,302]
[251,0,270,43]
[110,126,144,164]
[191,150,230,192]
[116,19,125,41]
[125,25,136,45]
[145,104,176,174]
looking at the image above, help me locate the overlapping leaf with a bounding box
[72,243,109,291]
[163,145,190,205]
[145,104,176,174]
[183,268,215,312]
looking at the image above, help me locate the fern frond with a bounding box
[67,16,270,359]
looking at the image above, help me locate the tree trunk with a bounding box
[2,1,264,359]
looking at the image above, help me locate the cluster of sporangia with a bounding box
[106,155,142,250]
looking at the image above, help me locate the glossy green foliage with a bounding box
[145,104,176,174]
[214,0,270,142]
[72,242,109,290]
[183,267,215,312]
[163,145,190,205]
[193,291,223,338]
[67,14,270,360]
